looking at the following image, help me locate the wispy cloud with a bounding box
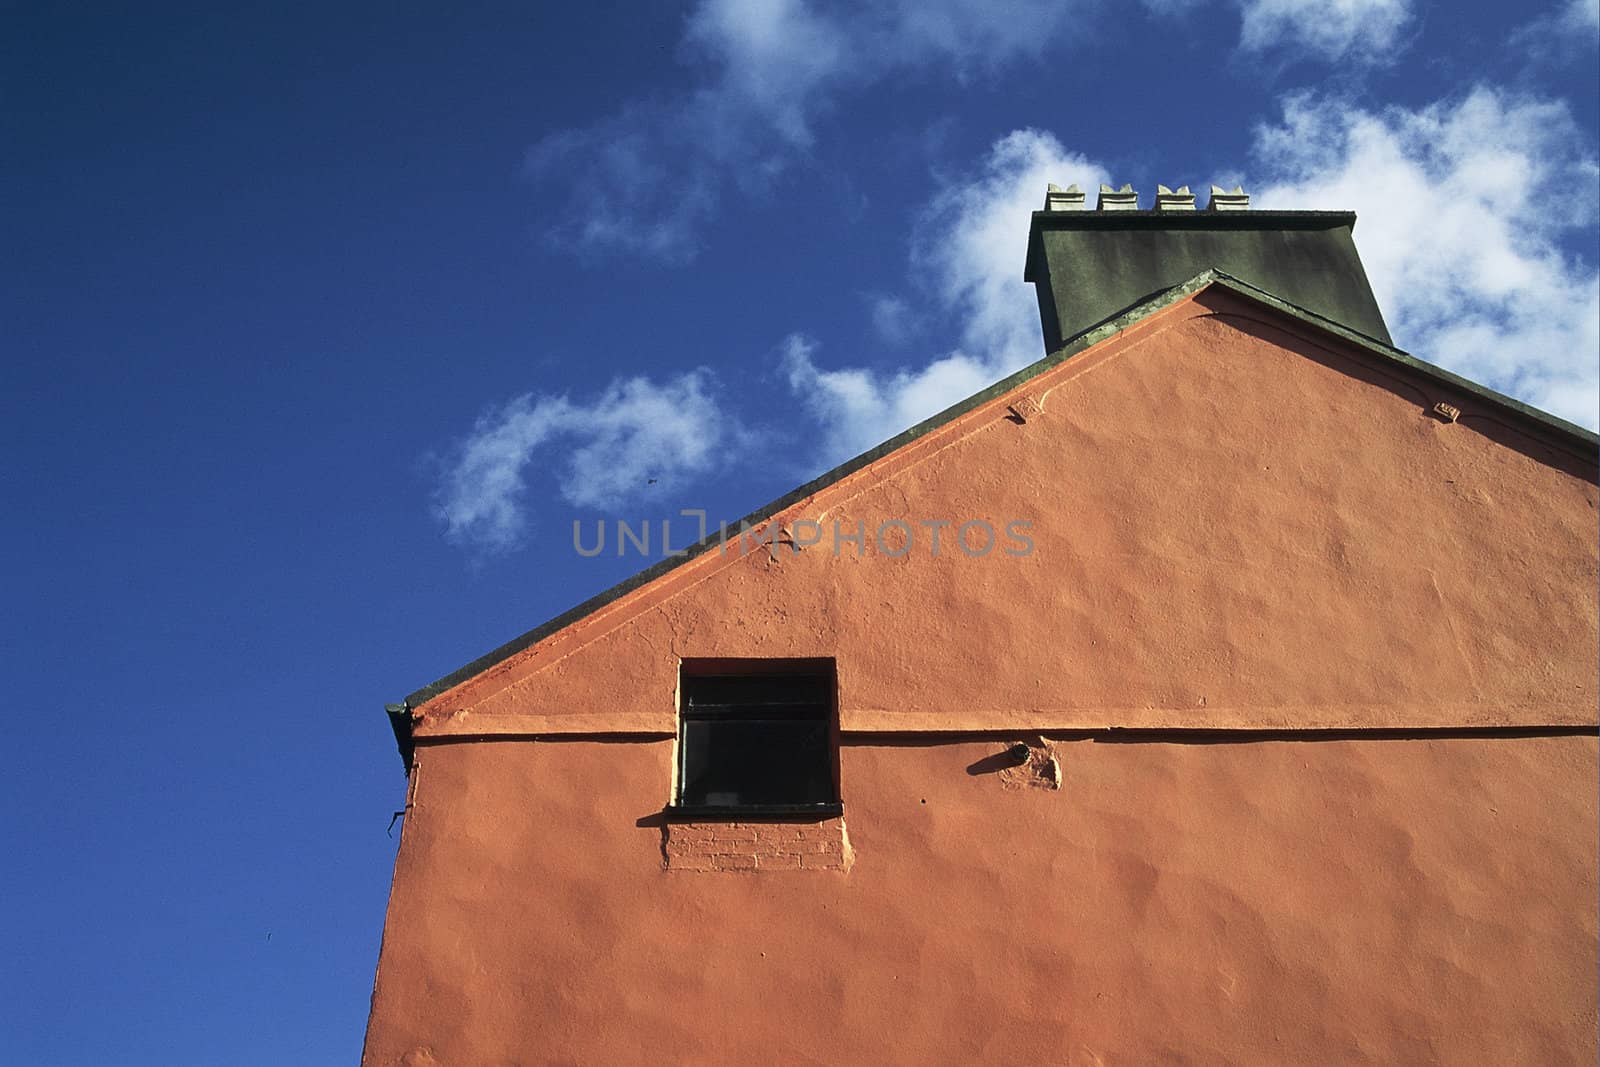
[525,0,1096,264]
[784,130,1110,464]
[867,295,916,348]
[1236,0,1413,60]
[1252,87,1600,427]
[529,0,1430,265]
[912,131,1112,373]
[1141,0,1415,61]
[433,372,734,554]
[522,0,856,264]
[783,86,1599,467]
[782,333,1000,462]
[1510,0,1600,65]
[683,0,850,150]
[482,46,1597,558]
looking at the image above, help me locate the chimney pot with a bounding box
[1207,184,1250,211]
[1096,183,1139,211]
[1155,184,1196,211]
[1043,183,1086,211]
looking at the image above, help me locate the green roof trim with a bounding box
[395,269,1599,722]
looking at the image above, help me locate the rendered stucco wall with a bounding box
[409,290,1598,739]
[367,286,1599,1063]
[364,735,1598,1065]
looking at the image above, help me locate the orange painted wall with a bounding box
[366,287,1599,1063]
[411,289,1598,739]
[365,736,1597,1064]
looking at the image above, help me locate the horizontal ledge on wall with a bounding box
[839,704,1599,733]
[408,704,1597,739]
[413,712,675,738]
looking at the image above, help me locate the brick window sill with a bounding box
[662,808,852,872]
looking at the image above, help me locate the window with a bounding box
[674,662,841,814]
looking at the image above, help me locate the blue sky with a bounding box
[4,1,1596,1062]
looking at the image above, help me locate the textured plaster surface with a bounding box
[368,287,1598,1062]
[410,290,1598,738]
[363,735,1599,1065]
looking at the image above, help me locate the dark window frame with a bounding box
[670,659,843,818]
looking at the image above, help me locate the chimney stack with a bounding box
[1207,184,1250,211]
[1042,183,1085,211]
[1155,184,1196,211]
[1024,182,1390,353]
[1096,184,1139,211]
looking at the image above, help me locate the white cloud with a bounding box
[782,333,997,462]
[524,110,722,264]
[526,0,1094,263]
[914,131,1112,372]
[1140,0,1414,61]
[462,85,1600,558]
[868,295,917,347]
[529,0,1430,264]
[1237,0,1413,60]
[785,130,1111,463]
[785,89,1599,468]
[1251,88,1600,427]
[683,0,849,150]
[433,372,733,554]
[875,0,1084,74]
[1510,0,1600,64]
[1544,0,1600,29]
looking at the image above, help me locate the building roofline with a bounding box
[394,270,1599,726]
[1196,272,1598,446]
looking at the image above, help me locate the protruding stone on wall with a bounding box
[1008,394,1043,423]
[997,738,1062,790]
